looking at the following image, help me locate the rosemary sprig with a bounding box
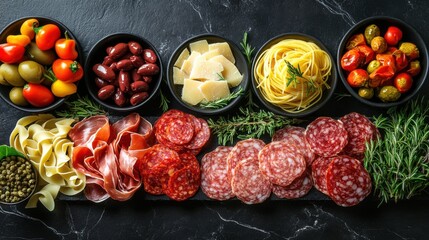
[55,95,106,120]
[208,107,301,145]
[285,60,317,95]
[159,90,170,112]
[217,73,226,81]
[364,97,429,205]
[199,87,244,109]
[240,32,254,66]
[334,93,352,101]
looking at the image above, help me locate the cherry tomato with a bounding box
[0,43,25,64]
[22,83,54,107]
[347,69,369,88]
[354,45,375,64]
[376,54,396,72]
[384,26,403,46]
[346,34,366,50]
[392,50,408,72]
[394,73,413,93]
[407,60,421,77]
[34,24,61,50]
[52,59,83,83]
[369,65,395,87]
[55,32,78,60]
[341,49,364,72]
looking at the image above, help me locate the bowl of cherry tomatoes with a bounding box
[0,16,84,113]
[337,16,428,107]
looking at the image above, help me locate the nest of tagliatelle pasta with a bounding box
[253,39,332,113]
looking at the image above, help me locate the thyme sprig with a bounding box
[240,32,254,66]
[199,87,244,109]
[55,95,106,120]
[284,60,317,95]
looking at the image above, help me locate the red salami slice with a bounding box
[179,153,200,172]
[273,172,313,199]
[340,112,377,157]
[165,165,200,201]
[226,139,265,182]
[310,156,333,195]
[185,118,210,150]
[272,126,315,165]
[231,158,272,204]
[326,155,372,207]
[140,144,180,173]
[165,114,195,145]
[258,141,306,186]
[201,146,234,200]
[305,117,348,157]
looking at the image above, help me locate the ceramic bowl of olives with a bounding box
[337,16,428,107]
[0,16,84,113]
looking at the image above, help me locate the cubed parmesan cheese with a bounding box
[199,80,230,102]
[202,49,220,60]
[209,42,235,64]
[174,48,190,67]
[181,79,205,105]
[181,51,201,75]
[190,40,209,54]
[189,55,224,81]
[210,55,243,87]
[173,67,187,85]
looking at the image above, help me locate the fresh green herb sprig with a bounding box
[199,87,244,109]
[55,95,106,120]
[364,98,429,205]
[334,93,352,101]
[240,32,254,66]
[208,107,301,145]
[159,90,170,112]
[284,60,317,95]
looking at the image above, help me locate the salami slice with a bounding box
[201,146,234,200]
[258,141,306,186]
[231,158,272,204]
[140,144,180,173]
[326,155,372,207]
[226,139,265,182]
[272,126,315,165]
[273,172,313,199]
[165,114,195,145]
[310,156,333,195]
[185,118,210,150]
[179,153,200,172]
[165,165,200,201]
[305,117,348,157]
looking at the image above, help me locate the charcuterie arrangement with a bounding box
[1,16,429,211]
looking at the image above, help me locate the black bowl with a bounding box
[251,33,337,117]
[0,16,84,113]
[85,33,162,113]
[167,34,249,115]
[337,16,428,107]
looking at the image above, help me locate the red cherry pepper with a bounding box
[0,43,25,64]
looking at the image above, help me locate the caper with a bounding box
[364,24,381,44]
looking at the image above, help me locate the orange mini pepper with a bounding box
[6,35,31,47]
[55,31,78,60]
[20,18,39,40]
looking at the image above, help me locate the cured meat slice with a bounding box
[273,172,313,199]
[140,144,180,173]
[226,139,265,182]
[69,115,110,147]
[326,155,372,207]
[305,117,348,157]
[272,126,315,165]
[201,146,234,200]
[310,156,334,195]
[165,114,195,145]
[185,118,210,150]
[231,158,272,204]
[258,141,306,186]
[165,165,200,201]
[179,153,200,172]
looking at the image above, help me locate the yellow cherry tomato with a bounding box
[51,80,77,97]
[6,35,31,47]
[20,18,39,40]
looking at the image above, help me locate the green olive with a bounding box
[367,60,381,74]
[377,86,401,102]
[0,64,26,87]
[27,42,56,66]
[18,61,44,84]
[364,24,380,44]
[0,70,10,86]
[358,87,374,99]
[371,36,388,54]
[9,87,28,106]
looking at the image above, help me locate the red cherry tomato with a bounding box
[0,43,25,64]
[34,24,61,50]
[369,66,395,87]
[354,45,375,64]
[394,73,413,93]
[376,54,396,72]
[52,59,84,83]
[347,69,369,88]
[392,50,409,72]
[341,49,364,72]
[346,34,366,50]
[22,83,55,107]
[384,26,403,46]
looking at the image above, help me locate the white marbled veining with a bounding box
[315,0,356,26]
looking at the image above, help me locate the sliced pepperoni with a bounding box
[179,153,200,172]
[140,144,180,173]
[305,117,348,157]
[226,139,265,182]
[326,155,372,207]
[231,158,272,204]
[273,172,313,199]
[310,156,333,195]
[272,126,315,165]
[258,141,306,186]
[165,165,200,201]
[201,146,235,200]
[165,114,195,145]
[340,112,377,157]
[185,118,210,150]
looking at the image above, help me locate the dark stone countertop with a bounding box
[1,0,429,239]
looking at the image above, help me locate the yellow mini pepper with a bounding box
[20,18,39,40]
[51,80,77,97]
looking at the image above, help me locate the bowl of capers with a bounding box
[0,145,37,205]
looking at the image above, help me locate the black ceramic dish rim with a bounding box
[251,32,338,118]
[167,33,250,115]
[336,16,429,108]
[0,16,84,113]
[85,32,163,113]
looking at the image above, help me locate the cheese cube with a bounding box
[190,56,224,81]
[190,40,209,54]
[181,51,201,75]
[199,80,230,102]
[174,48,190,68]
[181,79,205,105]
[209,42,235,64]
[173,67,187,85]
[210,55,243,87]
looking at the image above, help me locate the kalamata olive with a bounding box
[27,42,56,65]
[143,49,157,64]
[109,62,119,72]
[130,92,149,106]
[106,46,113,55]
[137,63,159,76]
[9,87,29,106]
[364,24,380,44]
[18,61,44,84]
[102,56,114,66]
[371,36,387,54]
[114,88,127,107]
[0,64,26,87]
[97,85,115,100]
[143,76,152,83]
[95,77,109,88]
[118,70,130,92]
[131,81,149,92]
[93,64,116,82]
[131,69,142,82]
[108,43,128,60]
[130,55,145,68]
[117,59,134,71]
[128,41,143,55]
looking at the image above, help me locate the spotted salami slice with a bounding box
[272,126,315,165]
[140,144,180,174]
[326,155,372,207]
[165,165,200,201]
[185,118,210,150]
[143,162,180,195]
[340,112,377,157]
[165,114,195,145]
[226,139,265,182]
[273,172,313,199]
[258,141,306,186]
[305,117,348,157]
[310,156,333,195]
[201,146,234,200]
[231,158,272,204]
[179,153,200,172]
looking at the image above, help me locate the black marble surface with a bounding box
[0,0,428,239]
